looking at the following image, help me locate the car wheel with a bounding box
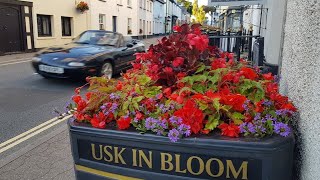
[100,62,113,79]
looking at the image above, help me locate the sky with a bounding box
[187,0,208,6]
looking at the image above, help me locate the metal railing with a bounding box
[207,30,260,62]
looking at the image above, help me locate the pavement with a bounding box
[0,36,163,180]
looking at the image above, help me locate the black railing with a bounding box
[207,31,279,75]
[207,30,260,62]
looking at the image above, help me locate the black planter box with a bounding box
[68,118,294,180]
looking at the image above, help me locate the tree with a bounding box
[196,5,206,24]
[192,0,206,24]
[178,0,193,14]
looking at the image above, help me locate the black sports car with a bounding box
[32,30,145,79]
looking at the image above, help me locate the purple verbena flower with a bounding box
[262,100,272,107]
[255,124,266,133]
[133,117,139,123]
[168,129,180,142]
[178,124,191,137]
[274,122,291,137]
[254,113,261,121]
[100,105,107,110]
[169,116,183,125]
[109,93,120,100]
[145,117,156,130]
[239,123,247,133]
[247,123,256,133]
[110,103,118,113]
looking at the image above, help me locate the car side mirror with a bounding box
[126,43,134,48]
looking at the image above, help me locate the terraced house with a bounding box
[0,0,190,54]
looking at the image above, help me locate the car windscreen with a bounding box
[73,31,119,46]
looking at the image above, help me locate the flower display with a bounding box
[76,1,89,13]
[69,24,297,142]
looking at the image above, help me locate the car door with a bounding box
[117,37,137,71]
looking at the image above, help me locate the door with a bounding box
[0,5,22,53]
[112,16,117,32]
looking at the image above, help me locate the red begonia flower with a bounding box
[218,123,240,137]
[240,67,258,80]
[172,57,184,67]
[117,116,131,130]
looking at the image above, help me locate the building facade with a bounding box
[0,0,90,53]
[164,0,183,33]
[0,0,188,54]
[153,0,165,35]
[138,0,154,38]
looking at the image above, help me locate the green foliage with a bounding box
[238,79,265,102]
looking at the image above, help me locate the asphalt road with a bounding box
[0,57,83,143]
[0,37,160,148]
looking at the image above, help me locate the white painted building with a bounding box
[164,0,183,33]
[153,0,165,35]
[89,0,142,38]
[138,0,154,37]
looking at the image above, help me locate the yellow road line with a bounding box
[0,115,71,154]
[75,165,143,180]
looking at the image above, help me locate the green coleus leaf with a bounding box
[231,112,245,125]
[132,96,144,103]
[192,84,205,94]
[132,102,139,110]
[137,75,151,85]
[205,114,220,130]
[239,79,265,102]
[213,98,220,111]
[195,64,206,74]
[208,74,220,84]
[181,76,194,85]
[198,101,208,110]
[122,101,130,111]
[178,87,197,96]
[193,75,207,82]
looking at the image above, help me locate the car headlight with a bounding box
[68,62,85,67]
[32,57,42,62]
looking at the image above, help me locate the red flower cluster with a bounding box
[221,94,247,112]
[70,24,297,141]
[218,123,240,137]
[174,100,204,134]
[117,116,132,130]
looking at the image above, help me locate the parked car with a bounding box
[32,30,145,79]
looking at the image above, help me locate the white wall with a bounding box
[90,0,139,36]
[22,0,89,48]
[153,1,165,34]
[280,0,320,179]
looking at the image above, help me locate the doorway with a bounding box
[112,16,117,32]
[0,4,22,53]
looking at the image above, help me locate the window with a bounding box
[127,18,132,34]
[37,15,52,37]
[127,0,132,7]
[150,2,152,12]
[61,17,72,36]
[140,0,142,8]
[147,0,149,11]
[99,14,106,30]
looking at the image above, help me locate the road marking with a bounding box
[0,115,72,154]
[0,60,32,67]
[0,58,32,64]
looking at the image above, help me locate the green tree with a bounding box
[178,0,193,14]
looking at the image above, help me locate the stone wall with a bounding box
[280,0,320,179]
